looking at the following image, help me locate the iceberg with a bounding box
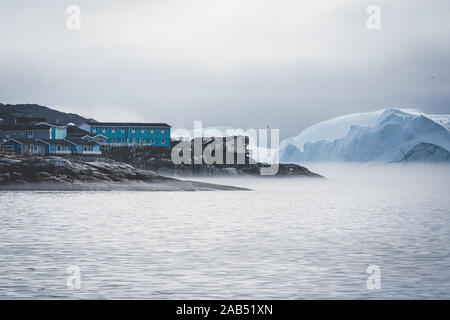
[280,108,450,163]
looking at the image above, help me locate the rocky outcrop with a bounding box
[0,155,247,191]
[101,146,323,178]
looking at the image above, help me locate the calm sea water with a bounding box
[0,164,449,299]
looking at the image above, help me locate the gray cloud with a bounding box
[0,0,449,138]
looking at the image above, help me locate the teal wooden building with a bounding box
[79,122,171,147]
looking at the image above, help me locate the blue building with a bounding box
[65,138,102,155]
[0,124,55,140]
[0,138,48,155]
[35,122,68,139]
[67,124,108,145]
[0,123,68,140]
[79,122,171,147]
[0,122,101,155]
[0,138,101,155]
[39,139,73,155]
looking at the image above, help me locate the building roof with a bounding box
[0,125,51,131]
[39,139,74,146]
[91,134,108,138]
[81,134,107,140]
[0,138,48,146]
[85,122,171,127]
[67,125,90,137]
[34,122,68,128]
[65,138,99,146]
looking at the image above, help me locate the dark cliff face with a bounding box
[400,143,450,163]
[0,103,96,125]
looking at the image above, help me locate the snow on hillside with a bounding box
[280,108,450,163]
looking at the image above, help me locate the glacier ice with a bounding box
[280,108,450,163]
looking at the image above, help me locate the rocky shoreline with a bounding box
[101,146,323,178]
[0,155,248,191]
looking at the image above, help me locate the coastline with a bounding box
[0,180,249,192]
[0,155,248,191]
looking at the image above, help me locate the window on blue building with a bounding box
[161,128,165,134]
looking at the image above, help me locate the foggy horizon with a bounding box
[1,0,449,139]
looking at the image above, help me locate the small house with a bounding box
[0,138,47,155]
[65,139,101,155]
[0,124,55,140]
[39,139,73,155]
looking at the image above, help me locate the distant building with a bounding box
[0,124,56,140]
[66,124,108,145]
[39,139,73,155]
[0,122,101,155]
[79,122,171,147]
[65,138,101,155]
[0,138,101,156]
[67,124,90,138]
[34,122,68,139]
[0,139,48,155]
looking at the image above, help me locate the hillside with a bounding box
[0,103,96,125]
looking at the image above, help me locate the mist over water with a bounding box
[0,164,449,299]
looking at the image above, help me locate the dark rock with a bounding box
[0,173,11,183]
[0,154,247,191]
[101,146,323,178]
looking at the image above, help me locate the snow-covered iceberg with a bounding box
[280,108,450,163]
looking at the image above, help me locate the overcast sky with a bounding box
[0,0,449,138]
